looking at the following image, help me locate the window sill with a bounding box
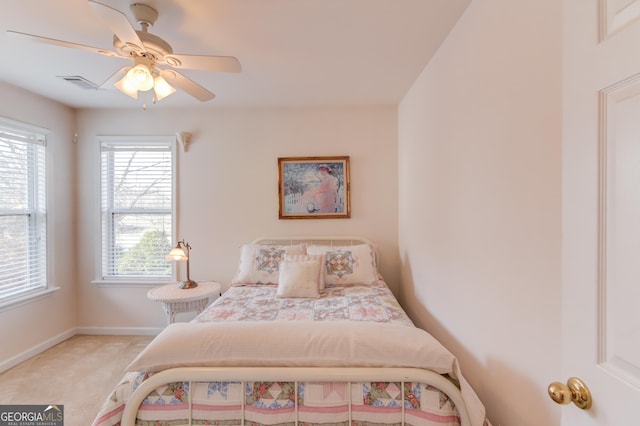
[91,279,176,288]
[0,287,60,313]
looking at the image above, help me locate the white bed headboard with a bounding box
[252,236,374,247]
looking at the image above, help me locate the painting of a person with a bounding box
[314,164,339,213]
[284,159,347,216]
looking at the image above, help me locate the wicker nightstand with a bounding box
[147,281,221,324]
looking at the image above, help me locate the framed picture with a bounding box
[278,156,350,219]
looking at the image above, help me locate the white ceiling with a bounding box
[0,0,470,109]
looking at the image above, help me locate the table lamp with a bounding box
[166,239,198,289]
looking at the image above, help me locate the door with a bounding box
[562,0,640,424]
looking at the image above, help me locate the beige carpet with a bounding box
[0,334,153,426]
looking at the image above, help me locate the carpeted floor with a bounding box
[0,334,153,426]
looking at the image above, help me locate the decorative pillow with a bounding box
[285,254,326,291]
[276,259,322,298]
[306,244,378,285]
[232,244,306,284]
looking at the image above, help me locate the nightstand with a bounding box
[147,281,221,324]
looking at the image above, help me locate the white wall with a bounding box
[0,81,77,367]
[75,106,399,329]
[398,1,562,425]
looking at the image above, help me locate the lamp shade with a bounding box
[126,64,154,91]
[115,73,138,99]
[166,246,187,261]
[153,75,176,101]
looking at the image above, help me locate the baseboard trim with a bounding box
[1,326,162,374]
[76,326,162,336]
[0,327,76,373]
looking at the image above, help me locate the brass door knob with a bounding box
[548,377,592,410]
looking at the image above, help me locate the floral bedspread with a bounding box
[92,281,489,426]
[194,280,414,325]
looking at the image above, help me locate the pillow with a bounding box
[306,244,378,285]
[232,244,306,284]
[285,254,326,291]
[276,259,322,298]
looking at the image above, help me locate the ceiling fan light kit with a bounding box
[114,54,175,102]
[5,0,241,105]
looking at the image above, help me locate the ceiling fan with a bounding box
[6,1,241,103]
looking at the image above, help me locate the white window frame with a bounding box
[0,117,55,309]
[94,135,177,285]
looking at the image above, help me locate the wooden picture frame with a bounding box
[278,156,350,219]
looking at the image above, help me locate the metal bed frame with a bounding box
[121,367,471,425]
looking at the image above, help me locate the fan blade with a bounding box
[159,69,215,102]
[88,0,144,52]
[6,30,121,57]
[99,66,130,89]
[166,54,241,73]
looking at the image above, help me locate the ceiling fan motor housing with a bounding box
[112,3,182,67]
[130,3,158,28]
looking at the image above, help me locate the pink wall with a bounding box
[75,106,400,329]
[398,1,562,425]
[0,82,77,369]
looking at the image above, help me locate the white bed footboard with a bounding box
[121,367,471,426]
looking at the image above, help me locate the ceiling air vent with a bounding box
[57,76,101,90]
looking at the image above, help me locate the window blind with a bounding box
[0,127,47,300]
[100,141,173,279]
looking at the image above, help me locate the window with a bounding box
[100,137,175,281]
[0,120,47,303]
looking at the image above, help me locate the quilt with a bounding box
[92,281,489,426]
[193,281,414,325]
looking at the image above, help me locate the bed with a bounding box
[92,236,491,426]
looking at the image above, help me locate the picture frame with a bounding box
[278,156,350,219]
